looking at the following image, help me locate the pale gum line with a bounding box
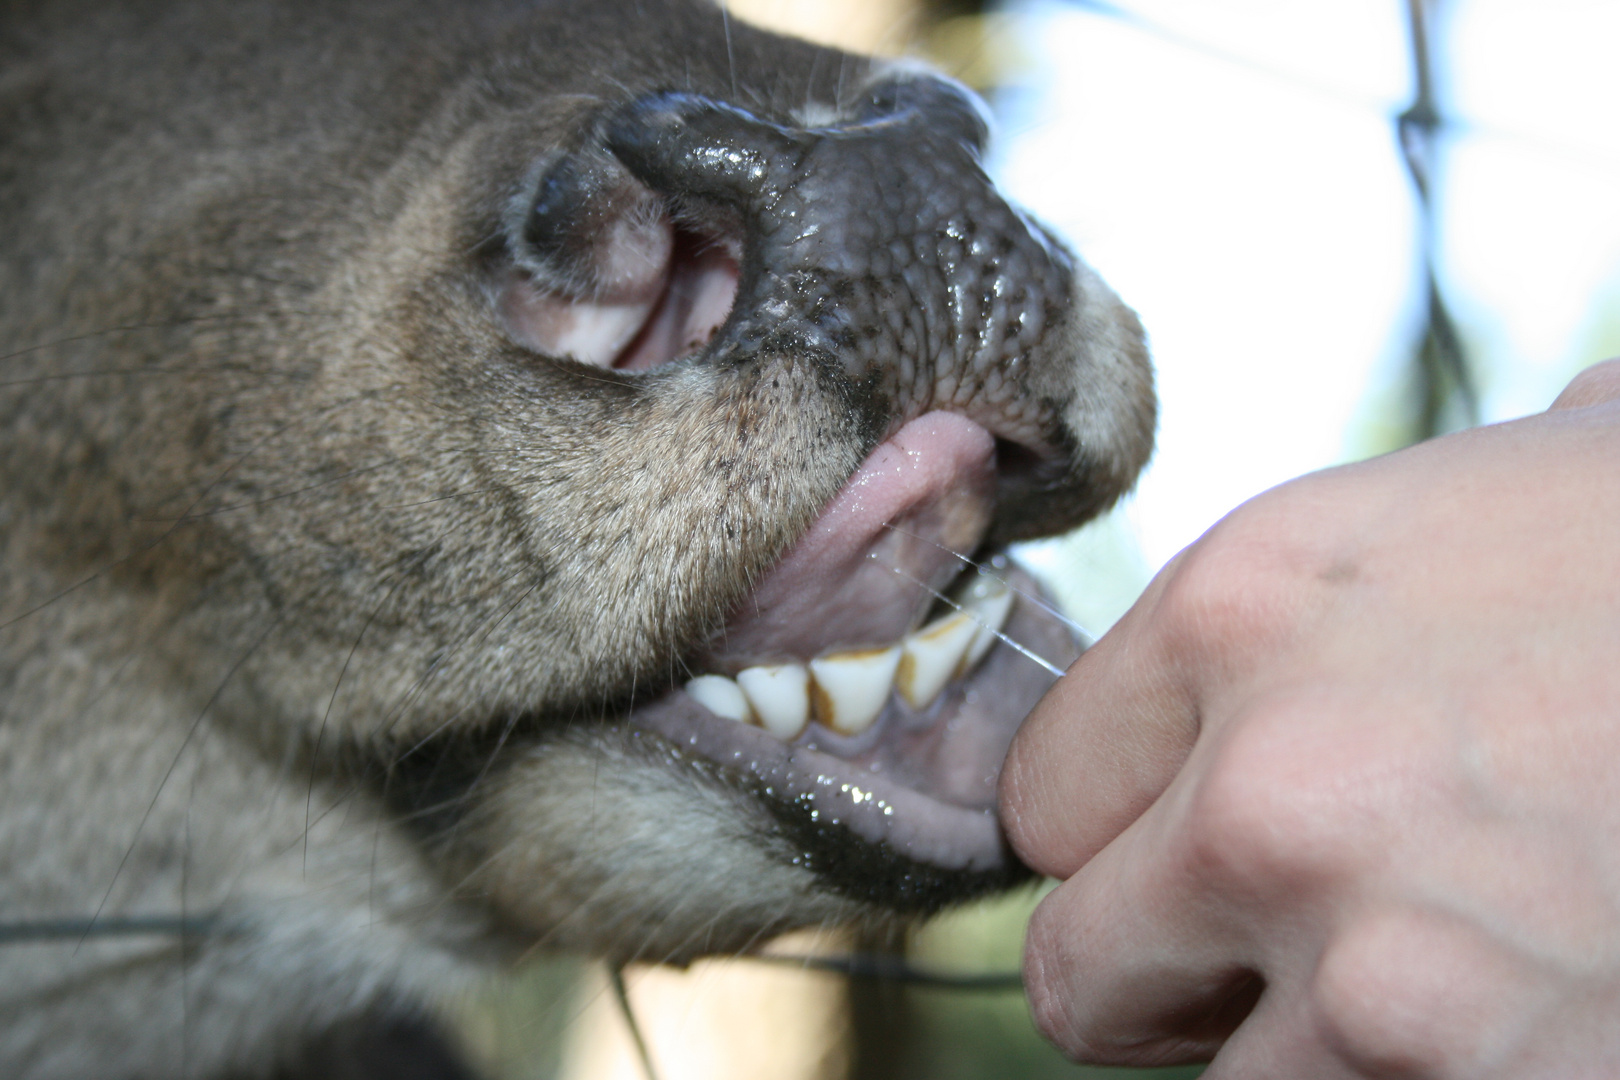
[875,522,1099,648]
[869,556,1068,678]
[687,570,1014,735]
[686,537,1071,736]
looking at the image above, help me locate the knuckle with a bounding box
[1551,356,1620,410]
[1311,916,1455,1077]
[1155,505,1311,665]
[1180,703,1355,891]
[1025,887,1243,1068]
[1152,473,1362,673]
[1312,911,1524,1080]
[1181,762,1286,890]
[1023,962,1124,1066]
[1160,540,1278,652]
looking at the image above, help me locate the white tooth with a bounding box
[958,574,1015,675]
[896,611,977,709]
[684,675,753,724]
[809,646,902,736]
[736,663,810,740]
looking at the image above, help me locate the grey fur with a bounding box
[0,0,1154,1075]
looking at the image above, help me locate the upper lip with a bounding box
[699,410,999,671]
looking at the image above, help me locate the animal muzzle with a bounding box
[419,70,1152,948]
[503,75,1145,539]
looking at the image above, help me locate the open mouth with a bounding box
[486,87,1103,892]
[496,205,1082,882]
[626,411,1083,877]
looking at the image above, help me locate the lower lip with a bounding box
[625,569,1080,873]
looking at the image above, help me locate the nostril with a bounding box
[498,150,740,372]
[991,436,1083,543]
[994,438,1046,485]
[499,201,672,368]
[612,222,738,372]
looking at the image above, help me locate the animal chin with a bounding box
[627,410,1082,877]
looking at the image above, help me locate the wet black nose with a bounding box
[512,76,1150,545]
[602,78,1074,440]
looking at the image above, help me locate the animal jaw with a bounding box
[0,0,1154,1074]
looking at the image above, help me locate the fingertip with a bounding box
[1000,744,1078,878]
[998,657,1118,877]
[1020,852,1249,1069]
[1022,892,1086,1058]
[999,625,1200,879]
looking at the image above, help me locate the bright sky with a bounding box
[997,0,1620,629]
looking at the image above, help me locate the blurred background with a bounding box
[453,1,1620,1076]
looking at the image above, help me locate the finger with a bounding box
[1000,559,1201,878]
[1549,356,1620,410]
[1204,907,1547,1080]
[1021,789,1262,1067]
[1199,985,1339,1080]
[1019,687,1401,1068]
[1001,490,1318,879]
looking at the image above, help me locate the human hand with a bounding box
[1001,358,1620,1077]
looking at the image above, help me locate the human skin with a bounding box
[1001,358,1620,1078]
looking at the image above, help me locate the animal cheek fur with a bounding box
[441,729,858,963]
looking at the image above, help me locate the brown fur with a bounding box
[0,1,1154,1075]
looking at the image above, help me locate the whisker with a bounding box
[150,459,406,522]
[878,521,1098,645]
[610,966,663,1080]
[747,950,1023,991]
[0,313,284,366]
[0,363,289,389]
[0,913,240,944]
[304,553,426,873]
[872,557,1068,677]
[80,612,286,952]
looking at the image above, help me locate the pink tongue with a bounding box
[710,411,996,670]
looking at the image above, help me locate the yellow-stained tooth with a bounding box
[684,675,753,724]
[736,663,810,740]
[958,575,1015,676]
[896,612,977,709]
[809,645,902,736]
